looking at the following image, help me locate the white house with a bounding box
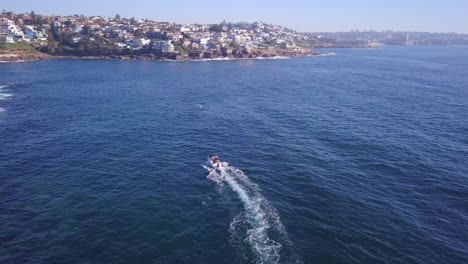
[139,38,150,46]
[1,18,14,26]
[193,37,208,45]
[153,40,174,52]
[180,26,191,33]
[127,38,150,49]
[5,35,15,43]
[115,42,129,49]
[72,37,82,43]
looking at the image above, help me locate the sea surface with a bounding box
[1,46,468,264]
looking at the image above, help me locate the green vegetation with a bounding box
[0,42,37,51]
[174,45,188,55]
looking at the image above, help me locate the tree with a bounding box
[45,36,59,54]
[81,25,92,36]
[209,24,223,32]
[134,29,144,38]
[115,14,120,20]
[50,23,62,42]
[30,10,36,18]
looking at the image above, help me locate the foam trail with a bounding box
[206,163,287,264]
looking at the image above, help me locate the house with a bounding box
[5,35,15,43]
[24,26,37,38]
[281,41,296,49]
[139,38,150,46]
[234,35,247,45]
[115,42,129,49]
[180,26,191,33]
[128,38,150,49]
[2,22,24,40]
[153,40,174,52]
[193,37,208,45]
[72,37,82,43]
[22,16,35,25]
[1,18,15,26]
[22,35,33,44]
[170,34,183,42]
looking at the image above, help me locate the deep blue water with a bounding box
[1,46,468,264]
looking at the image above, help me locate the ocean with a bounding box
[1,46,467,264]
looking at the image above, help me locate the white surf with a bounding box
[0,84,13,101]
[205,161,289,264]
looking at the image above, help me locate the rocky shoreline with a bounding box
[1,48,318,63]
[0,49,51,62]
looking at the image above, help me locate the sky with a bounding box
[2,0,468,33]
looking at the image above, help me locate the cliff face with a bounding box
[0,49,50,62]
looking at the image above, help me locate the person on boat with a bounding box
[209,154,220,167]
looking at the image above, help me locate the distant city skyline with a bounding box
[2,0,468,33]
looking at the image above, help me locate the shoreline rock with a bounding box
[1,48,320,63]
[0,49,51,62]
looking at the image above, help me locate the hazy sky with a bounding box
[2,0,468,33]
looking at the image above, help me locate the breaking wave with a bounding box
[255,56,290,60]
[309,52,336,57]
[0,84,12,113]
[0,84,13,101]
[187,56,290,62]
[318,52,336,56]
[205,161,300,264]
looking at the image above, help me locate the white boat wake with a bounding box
[204,160,299,264]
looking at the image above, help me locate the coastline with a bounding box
[0,49,51,62]
[0,49,322,63]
